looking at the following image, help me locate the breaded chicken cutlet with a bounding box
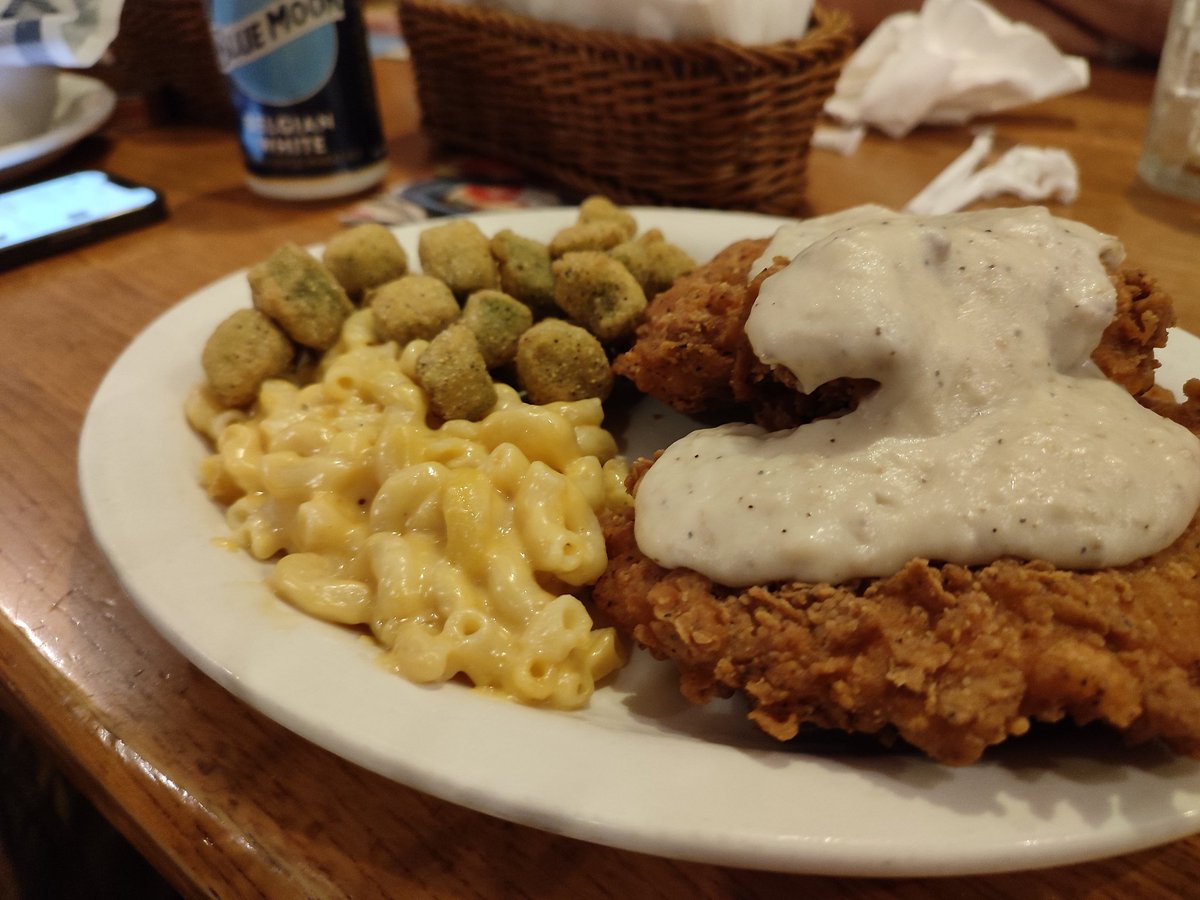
[596,441,1200,766]
[614,238,1178,426]
[598,227,1200,766]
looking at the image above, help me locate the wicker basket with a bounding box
[104,0,233,127]
[398,0,854,215]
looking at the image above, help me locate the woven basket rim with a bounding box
[398,0,854,62]
[399,0,856,214]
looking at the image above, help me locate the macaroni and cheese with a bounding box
[187,308,631,709]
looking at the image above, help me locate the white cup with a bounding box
[0,66,59,146]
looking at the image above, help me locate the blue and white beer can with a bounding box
[207,0,388,200]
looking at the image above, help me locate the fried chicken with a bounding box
[612,237,768,416]
[598,227,1200,766]
[595,446,1200,766]
[614,236,1178,427]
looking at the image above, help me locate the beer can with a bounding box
[207,0,388,200]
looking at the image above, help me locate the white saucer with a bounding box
[0,73,116,183]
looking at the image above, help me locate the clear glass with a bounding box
[1138,0,1200,201]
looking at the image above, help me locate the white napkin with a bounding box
[0,0,125,68]
[904,129,1079,215]
[447,0,814,43]
[811,123,867,155]
[825,0,1089,139]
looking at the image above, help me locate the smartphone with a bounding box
[0,170,166,270]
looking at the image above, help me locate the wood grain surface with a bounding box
[2,59,1200,899]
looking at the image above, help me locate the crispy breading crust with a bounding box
[615,235,1178,427]
[613,238,768,415]
[1097,267,1177,396]
[596,452,1200,765]
[600,241,1200,765]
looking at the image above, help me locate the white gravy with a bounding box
[634,206,1200,586]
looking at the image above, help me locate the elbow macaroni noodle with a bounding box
[187,309,631,709]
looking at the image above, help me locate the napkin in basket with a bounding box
[437,0,815,43]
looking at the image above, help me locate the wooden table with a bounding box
[3,58,1200,898]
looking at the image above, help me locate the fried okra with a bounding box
[489,229,556,317]
[461,290,533,368]
[577,195,637,239]
[610,228,696,298]
[516,319,613,403]
[548,220,629,258]
[248,242,353,351]
[417,219,500,298]
[202,308,294,408]
[415,324,497,421]
[369,275,460,346]
[321,223,408,300]
[551,251,647,342]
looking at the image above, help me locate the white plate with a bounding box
[79,208,1200,877]
[0,73,115,182]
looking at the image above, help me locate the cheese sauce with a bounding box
[634,206,1200,586]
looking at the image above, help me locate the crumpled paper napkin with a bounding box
[439,0,814,43]
[0,0,125,68]
[904,128,1079,214]
[825,0,1089,138]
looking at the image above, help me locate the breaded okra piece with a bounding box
[516,319,613,403]
[248,242,353,351]
[415,324,497,421]
[548,220,629,258]
[609,228,696,299]
[417,219,500,298]
[368,275,460,346]
[321,223,409,301]
[461,290,533,368]
[202,308,294,408]
[577,195,637,239]
[551,250,647,343]
[489,229,556,317]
